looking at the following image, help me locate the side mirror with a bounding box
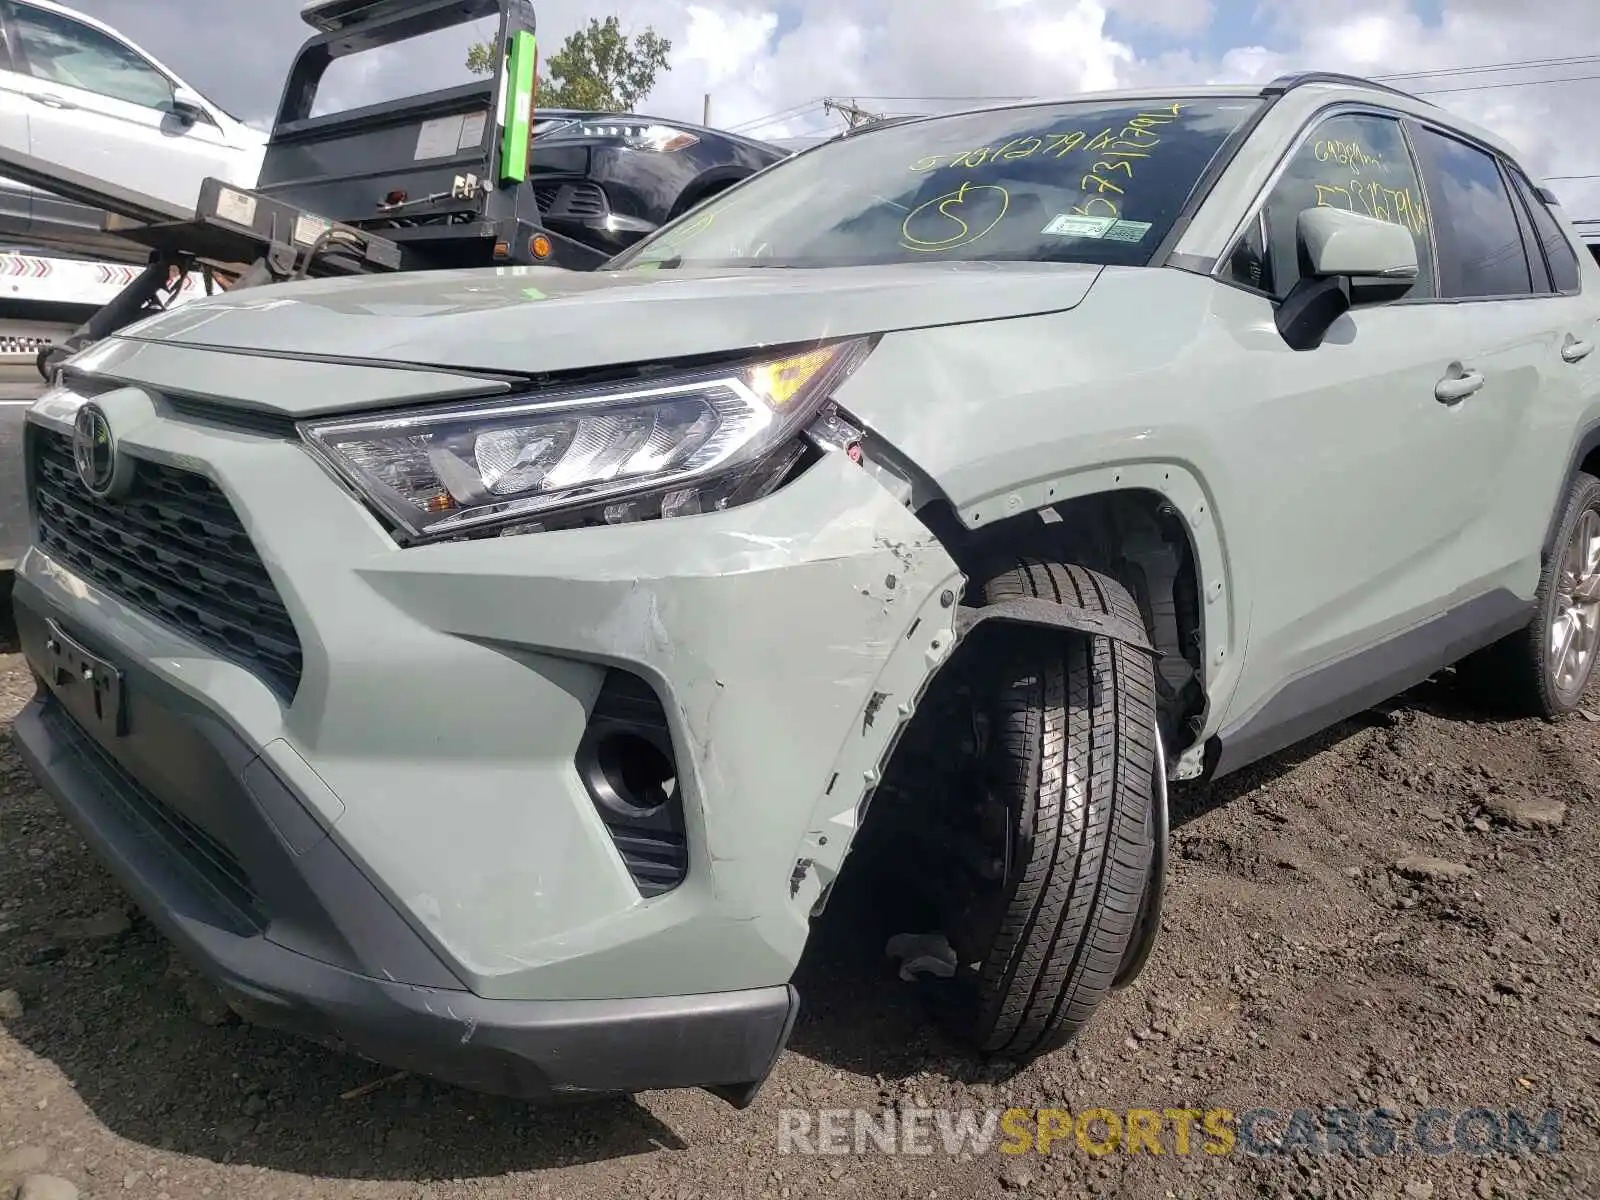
[1300,207,1418,281]
[168,85,208,124]
[1277,207,1419,351]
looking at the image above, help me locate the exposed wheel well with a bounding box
[1581,447,1600,483]
[919,492,1208,756]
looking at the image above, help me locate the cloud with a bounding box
[1109,0,1215,37]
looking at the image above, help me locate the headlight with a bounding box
[299,337,873,542]
[578,121,699,152]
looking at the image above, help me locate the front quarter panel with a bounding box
[834,267,1250,732]
[356,454,965,998]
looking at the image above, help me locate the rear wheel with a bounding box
[1457,472,1600,717]
[935,559,1159,1060]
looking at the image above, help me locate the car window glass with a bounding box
[1411,127,1533,299]
[10,4,174,111]
[1230,112,1433,301]
[610,98,1263,270]
[1505,175,1551,294]
[1225,212,1272,294]
[1509,168,1581,293]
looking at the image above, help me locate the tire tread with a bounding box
[968,558,1158,1060]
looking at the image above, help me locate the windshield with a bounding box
[610,96,1262,270]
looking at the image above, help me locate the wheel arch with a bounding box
[915,466,1240,762]
[668,167,751,219]
[1547,416,1600,559]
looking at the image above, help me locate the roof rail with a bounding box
[1260,72,1428,105]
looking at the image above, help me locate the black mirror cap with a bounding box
[1276,274,1352,352]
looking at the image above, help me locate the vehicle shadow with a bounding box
[783,670,1501,1085]
[0,731,685,1180]
[0,928,688,1177]
[0,570,17,654]
[0,663,1528,1169]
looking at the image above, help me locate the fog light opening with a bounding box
[579,670,689,896]
[593,730,676,818]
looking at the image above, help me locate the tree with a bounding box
[465,16,671,112]
[465,40,496,76]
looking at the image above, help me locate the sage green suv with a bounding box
[13,72,1600,1106]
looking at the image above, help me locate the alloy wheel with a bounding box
[1549,507,1600,703]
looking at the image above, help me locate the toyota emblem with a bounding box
[72,403,119,497]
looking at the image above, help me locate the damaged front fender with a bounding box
[953,596,1157,655]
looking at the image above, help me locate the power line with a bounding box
[723,52,1600,137]
[723,97,822,132]
[823,98,886,129]
[841,94,1035,103]
[1414,71,1600,96]
[723,98,822,134]
[811,55,1600,110]
[1375,54,1600,82]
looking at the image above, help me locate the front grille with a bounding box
[31,426,304,700]
[534,181,607,220]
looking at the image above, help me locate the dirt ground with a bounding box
[2,641,1598,1200]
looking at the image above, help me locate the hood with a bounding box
[115,261,1102,396]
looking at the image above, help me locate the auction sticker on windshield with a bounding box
[1103,220,1154,242]
[1043,214,1118,238]
[1043,215,1156,242]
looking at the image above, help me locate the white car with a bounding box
[0,0,265,235]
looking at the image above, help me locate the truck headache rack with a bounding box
[265,0,599,271]
[2,0,604,379]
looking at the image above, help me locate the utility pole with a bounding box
[702,93,711,125]
[822,97,884,130]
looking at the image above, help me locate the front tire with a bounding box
[942,560,1158,1060]
[1458,472,1600,717]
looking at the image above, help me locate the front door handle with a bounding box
[1435,370,1485,405]
[29,92,75,109]
[1563,338,1595,364]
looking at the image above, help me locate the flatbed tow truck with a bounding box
[0,0,610,571]
[0,0,608,382]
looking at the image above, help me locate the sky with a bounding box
[70,0,1600,219]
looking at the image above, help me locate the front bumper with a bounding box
[14,370,964,1097]
[15,685,797,1101]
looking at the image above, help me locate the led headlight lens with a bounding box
[576,122,699,152]
[299,338,871,541]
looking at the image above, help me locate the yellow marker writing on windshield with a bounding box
[900,181,1011,252]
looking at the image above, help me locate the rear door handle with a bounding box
[1563,338,1595,364]
[1435,370,1485,404]
[29,92,75,109]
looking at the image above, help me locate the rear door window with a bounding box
[1410,127,1535,299]
[1507,167,1582,294]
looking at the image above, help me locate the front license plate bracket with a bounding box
[43,617,127,737]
